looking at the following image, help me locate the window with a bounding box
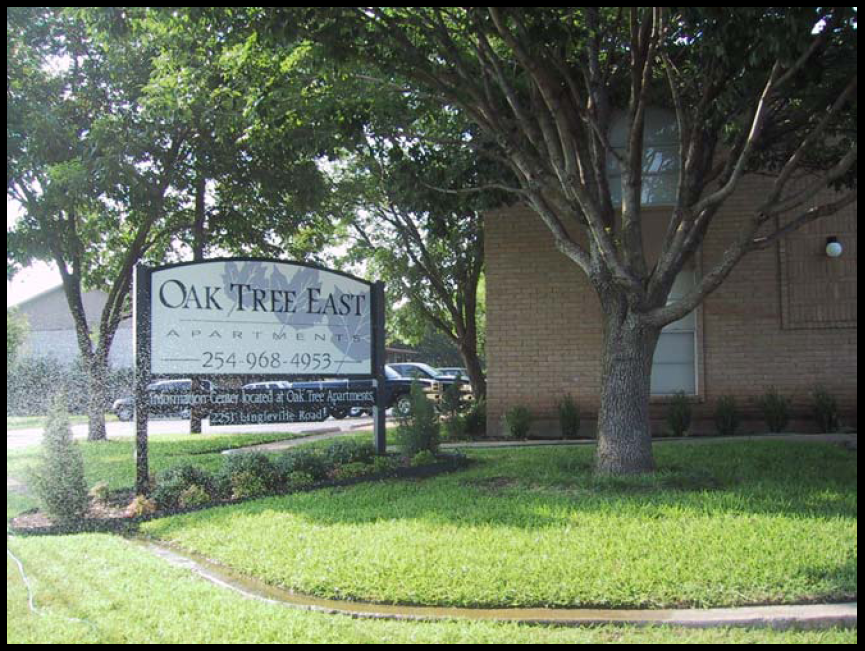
[607,108,680,207]
[651,271,697,395]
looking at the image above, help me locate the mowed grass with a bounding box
[142,440,857,609]
[7,534,857,643]
[6,430,308,500]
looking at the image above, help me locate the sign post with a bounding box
[372,281,387,455]
[133,263,152,496]
[133,258,382,495]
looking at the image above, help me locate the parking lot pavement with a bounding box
[6,415,378,450]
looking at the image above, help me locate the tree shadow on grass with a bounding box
[143,440,857,535]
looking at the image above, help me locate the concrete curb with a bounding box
[139,539,857,630]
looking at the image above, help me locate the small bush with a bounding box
[714,395,741,436]
[666,392,693,437]
[504,405,533,439]
[322,440,376,467]
[28,396,88,524]
[558,395,581,439]
[125,495,157,518]
[411,450,437,467]
[229,471,271,500]
[221,452,281,491]
[758,387,791,433]
[812,385,840,433]
[462,398,487,439]
[152,465,216,510]
[329,462,375,481]
[372,456,399,476]
[274,449,329,481]
[440,382,465,419]
[442,413,468,441]
[284,471,316,490]
[396,382,440,456]
[89,481,111,506]
[179,485,212,509]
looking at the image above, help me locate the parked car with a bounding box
[387,363,473,411]
[388,362,459,383]
[436,367,470,381]
[112,379,215,421]
[289,366,435,419]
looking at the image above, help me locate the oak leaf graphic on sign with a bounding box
[324,286,372,372]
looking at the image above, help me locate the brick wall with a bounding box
[485,177,857,436]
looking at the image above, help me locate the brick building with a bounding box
[485,162,857,437]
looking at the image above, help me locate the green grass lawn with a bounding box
[6,436,857,643]
[7,430,312,503]
[6,533,857,643]
[140,440,857,610]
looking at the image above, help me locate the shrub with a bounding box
[322,440,376,467]
[442,413,468,441]
[812,385,840,433]
[372,455,399,476]
[558,395,581,439]
[152,465,216,510]
[462,398,487,439]
[396,382,440,456]
[440,382,465,419]
[125,495,157,518]
[274,449,329,481]
[284,471,316,490]
[89,481,111,506]
[179,485,212,509]
[229,471,271,500]
[758,387,791,432]
[714,395,741,436]
[411,450,437,467]
[504,405,533,439]
[28,396,88,524]
[219,453,281,500]
[666,392,693,437]
[329,462,375,481]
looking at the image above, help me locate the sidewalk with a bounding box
[227,431,857,456]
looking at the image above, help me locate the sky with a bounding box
[7,261,61,308]
[7,198,63,308]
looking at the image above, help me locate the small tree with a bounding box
[396,382,441,456]
[29,395,89,524]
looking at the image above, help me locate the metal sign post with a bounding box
[133,264,153,496]
[133,258,384,495]
[372,281,387,455]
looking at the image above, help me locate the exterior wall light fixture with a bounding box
[825,236,844,258]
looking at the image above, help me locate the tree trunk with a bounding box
[595,300,660,475]
[459,341,486,400]
[86,356,109,442]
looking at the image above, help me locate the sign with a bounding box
[205,385,375,427]
[147,259,373,376]
[132,258,388,495]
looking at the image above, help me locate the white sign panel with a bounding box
[148,260,373,376]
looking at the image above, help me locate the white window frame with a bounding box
[607,108,680,208]
[651,270,698,396]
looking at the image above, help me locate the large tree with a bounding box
[7,8,343,439]
[8,7,191,440]
[334,112,504,398]
[287,7,857,474]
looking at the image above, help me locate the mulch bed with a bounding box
[9,455,471,537]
